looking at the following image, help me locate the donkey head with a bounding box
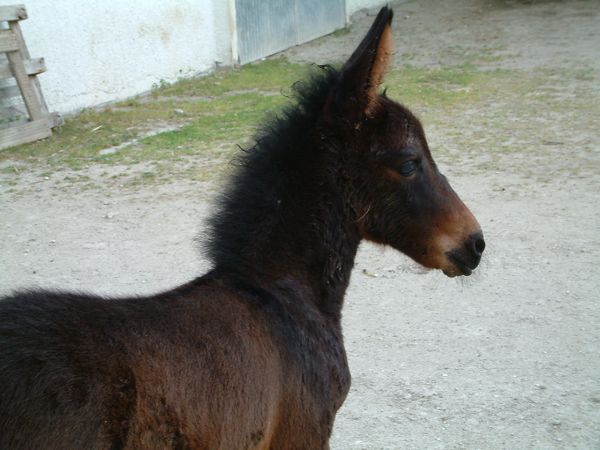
[324,7,484,277]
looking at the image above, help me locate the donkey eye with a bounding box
[397,160,419,176]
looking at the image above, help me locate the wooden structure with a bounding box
[0,4,61,150]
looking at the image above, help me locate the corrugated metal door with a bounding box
[235,0,346,64]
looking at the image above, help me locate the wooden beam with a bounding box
[0,57,46,79]
[0,109,61,131]
[0,4,58,144]
[6,48,44,121]
[10,21,52,120]
[0,5,27,21]
[0,119,51,150]
[0,30,19,52]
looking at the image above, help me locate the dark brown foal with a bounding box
[0,7,483,449]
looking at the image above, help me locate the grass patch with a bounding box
[153,58,305,98]
[1,57,598,189]
[386,63,513,109]
[330,26,351,37]
[0,58,306,176]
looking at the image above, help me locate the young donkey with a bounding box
[0,8,484,450]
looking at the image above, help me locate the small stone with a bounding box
[174,108,184,115]
[99,147,118,156]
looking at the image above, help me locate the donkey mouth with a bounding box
[445,251,479,277]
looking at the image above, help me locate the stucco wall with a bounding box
[1,0,391,115]
[212,0,235,67]
[0,0,227,113]
[346,0,387,18]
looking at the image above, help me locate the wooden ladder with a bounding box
[0,4,61,150]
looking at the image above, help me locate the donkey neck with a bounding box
[207,146,360,320]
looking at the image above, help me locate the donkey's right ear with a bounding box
[332,6,394,121]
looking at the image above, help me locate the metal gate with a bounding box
[234,0,346,64]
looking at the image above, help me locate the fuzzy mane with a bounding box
[205,65,341,273]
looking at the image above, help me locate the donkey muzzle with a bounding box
[444,232,485,276]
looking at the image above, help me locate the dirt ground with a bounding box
[1,0,599,448]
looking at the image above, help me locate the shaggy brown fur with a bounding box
[0,8,484,449]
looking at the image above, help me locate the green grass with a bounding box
[330,26,352,37]
[1,56,598,189]
[0,58,305,173]
[154,58,305,97]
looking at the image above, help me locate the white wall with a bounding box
[0,0,231,113]
[212,0,235,67]
[346,0,387,18]
[1,0,389,114]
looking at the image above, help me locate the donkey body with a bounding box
[0,8,484,449]
[1,277,346,449]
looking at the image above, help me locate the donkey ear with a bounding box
[335,6,394,118]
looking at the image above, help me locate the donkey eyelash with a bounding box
[377,151,420,168]
[392,159,420,176]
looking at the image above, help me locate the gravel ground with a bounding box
[1,0,599,448]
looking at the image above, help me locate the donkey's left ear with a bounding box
[335,6,394,118]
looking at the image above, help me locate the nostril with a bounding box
[467,233,485,257]
[475,237,486,255]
